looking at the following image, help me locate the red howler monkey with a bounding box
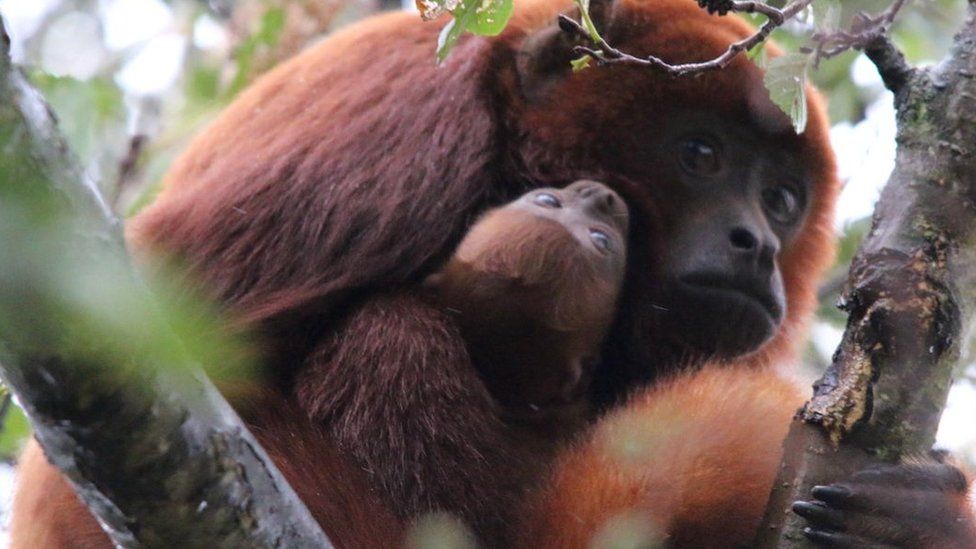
[425,180,629,438]
[293,180,629,541]
[11,0,976,546]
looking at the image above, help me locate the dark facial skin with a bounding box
[611,109,811,362]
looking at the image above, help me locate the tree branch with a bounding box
[0,16,331,548]
[862,34,913,94]
[756,3,976,547]
[808,2,912,71]
[564,0,813,76]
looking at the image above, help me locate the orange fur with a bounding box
[520,367,803,548]
[10,442,108,549]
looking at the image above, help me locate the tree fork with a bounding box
[757,3,976,546]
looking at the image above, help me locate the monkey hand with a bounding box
[792,460,976,548]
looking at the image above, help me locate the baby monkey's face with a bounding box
[448,179,630,300]
[511,180,630,273]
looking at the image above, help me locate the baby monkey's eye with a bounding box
[589,228,613,253]
[533,192,562,208]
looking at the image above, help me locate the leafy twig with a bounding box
[806,0,910,66]
[564,0,814,76]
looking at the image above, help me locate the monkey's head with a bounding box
[481,179,629,287]
[430,180,630,411]
[435,180,629,337]
[495,0,839,379]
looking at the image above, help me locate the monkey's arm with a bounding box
[293,293,529,545]
[518,366,800,548]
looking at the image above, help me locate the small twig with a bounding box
[863,33,914,94]
[565,0,812,76]
[112,134,146,211]
[727,1,785,24]
[808,0,911,67]
[0,390,11,428]
[880,0,910,27]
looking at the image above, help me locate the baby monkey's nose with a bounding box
[566,180,629,228]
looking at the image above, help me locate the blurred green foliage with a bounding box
[227,6,285,96]
[406,512,478,549]
[590,511,664,549]
[0,393,29,462]
[0,0,288,463]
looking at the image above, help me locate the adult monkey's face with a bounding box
[650,110,810,359]
[506,0,839,366]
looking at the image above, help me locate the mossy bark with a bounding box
[757,4,976,546]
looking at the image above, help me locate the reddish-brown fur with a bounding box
[12,0,851,546]
[292,292,529,542]
[519,366,804,548]
[294,183,630,541]
[234,392,405,547]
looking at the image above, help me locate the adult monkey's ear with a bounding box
[516,0,617,102]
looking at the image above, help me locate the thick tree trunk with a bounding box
[0,18,331,549]
[757,3,976,546]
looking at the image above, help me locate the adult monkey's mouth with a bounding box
[678,271,784,323]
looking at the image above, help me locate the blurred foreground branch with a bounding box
[0,18,330,548]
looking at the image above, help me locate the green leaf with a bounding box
[256,7,286,45]
[0,399,30,461]
[187,66,220,102]
[436,0,513,62]
[227,7,286,97]
[437,18,462,64]
[812,0,842,34]
[574,0,604,43]
[571,55,592,72]
[465,0,513,35]
[764,53,809,134]
[747,42,767,65]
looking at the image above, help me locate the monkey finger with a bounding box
[850,462,968,493]
[802,527,898,549]
[810,485,856,508]
[792,501,845,530]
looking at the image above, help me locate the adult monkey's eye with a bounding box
[679,136,722,176]
[533,192,562,208]
[762,184,801,223]
[589,228,613,253]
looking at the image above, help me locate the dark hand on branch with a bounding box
[793,459,976,548]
